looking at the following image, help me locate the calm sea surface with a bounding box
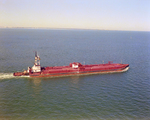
[0,29,150,120]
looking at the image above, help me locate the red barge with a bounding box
[13,52,129,78]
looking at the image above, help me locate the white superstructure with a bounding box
[32,52,41,72]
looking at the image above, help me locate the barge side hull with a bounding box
[30,67,129,78]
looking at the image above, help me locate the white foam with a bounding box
[121,67,129,72]
[20,75,30,78]
[0,73,15,79]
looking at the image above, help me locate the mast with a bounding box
[35,51,40,66]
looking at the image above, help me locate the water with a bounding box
[0,29,150,119]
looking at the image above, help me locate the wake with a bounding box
[0,73,29,80]
[0,73,15,80]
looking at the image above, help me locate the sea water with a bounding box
[0,28,150,119]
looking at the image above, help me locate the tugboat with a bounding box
[13,52,129,78]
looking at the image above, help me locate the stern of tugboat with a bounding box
[13,72,23,76]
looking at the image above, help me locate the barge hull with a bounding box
[30,67,129,78]
[13,52,129,78]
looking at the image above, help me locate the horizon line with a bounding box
[0,27,149,32]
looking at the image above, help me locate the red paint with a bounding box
[13,52,129,78]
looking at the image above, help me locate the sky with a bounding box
[0,0,150,31]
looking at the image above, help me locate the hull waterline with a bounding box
[13,52,129,78]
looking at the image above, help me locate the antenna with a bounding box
[35,51,36,57]
[34,51,40,66]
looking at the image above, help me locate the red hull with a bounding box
[13,52,129,78]
[14,63,129,78]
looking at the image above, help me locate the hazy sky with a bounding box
[0,0,150,31]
